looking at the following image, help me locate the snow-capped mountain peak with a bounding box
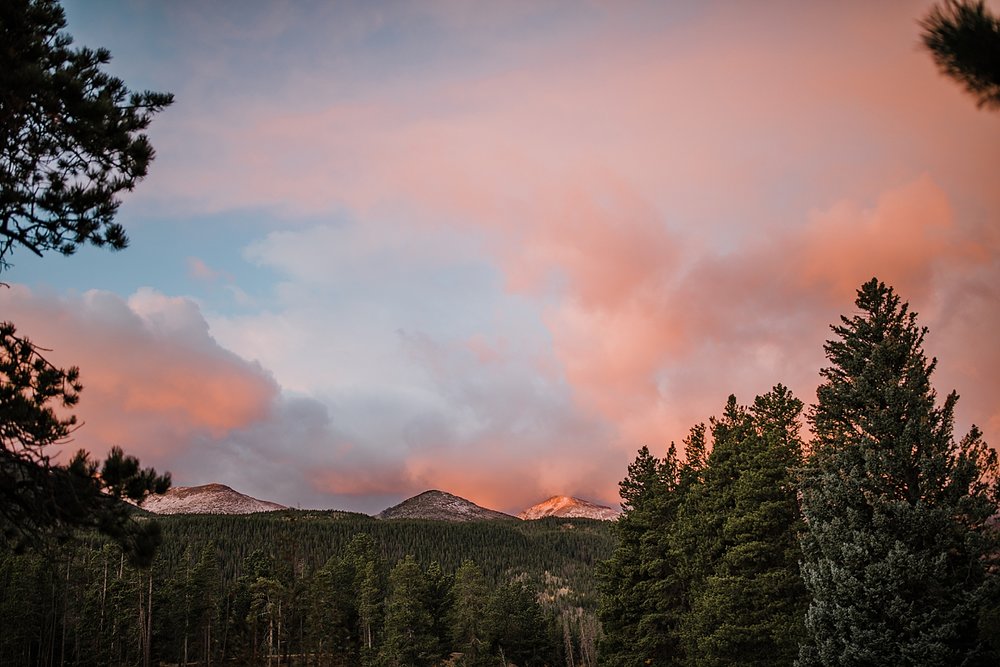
[517,495,620,521]
[376,490,515,522]
[139,483,287,515]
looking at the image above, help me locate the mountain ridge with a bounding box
[140,483,621,521]
[140,483,287,515]
[376,489,515,522]
[518,495,620,521]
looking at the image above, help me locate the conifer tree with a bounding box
[798,278,1000,666]
[0,0,172,565]
[383,555,437,667]
[598,441,692,666]
[449,559,490,666]
[679,387,807,667]
[485,579,552,667]
[346,533,385,665]
[306,553,358,662]
[424,560,453,661]
[921,0,1000,109]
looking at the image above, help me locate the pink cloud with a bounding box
[116,2,1000,503]
[0,286,279,468]
[793,175,986,304]
[187,256,230,283]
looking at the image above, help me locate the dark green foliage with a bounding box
[0,0,172,266]
[0,512,604,665]
[486,578,556,667]
[678,387,807,667]
[383,555,438,667]
[1,0,171,566]
[798,278,1000,666]
[600,387,808,667]
[922,0,1000,109]
[0,322,170,565]
[449,559,491,665]
[424,560,454,661]
[156,544,220,665]
[598,443,686,666]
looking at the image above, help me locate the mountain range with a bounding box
[139,483,620,521]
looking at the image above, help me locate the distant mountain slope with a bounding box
[518,495,620,521]
[377,490,515,522]
[140,483,287,515]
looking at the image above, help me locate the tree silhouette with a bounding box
[0,0,172,565]
[0,0,172,268]
[921,0,1000,109]
[0,322,170,564]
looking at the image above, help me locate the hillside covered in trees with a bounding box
[0,512,613,666]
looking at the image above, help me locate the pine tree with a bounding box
[798,278,1000,666]
[598,443,686,666]
[0,0,171,565]
[383,555,437,667]
[921,0,1000,109]
[346,533,385,665]
[448,559,490,665]
[0,0,172,266]
[679,387,807,667]
[485,579,552,667]
[423,560,452,661]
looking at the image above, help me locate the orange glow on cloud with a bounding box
[30,2,999,510]
[0,286,278,465]
[171,0,997,506]
[795,175,984,303]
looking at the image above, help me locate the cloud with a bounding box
[171,0,999,497]
[206,218,627,512]
[0,286,279,467]
[34,1,1000,510]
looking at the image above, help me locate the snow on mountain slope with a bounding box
[140,483,287,515]
[376,490,515,522]
[517,495,620,521]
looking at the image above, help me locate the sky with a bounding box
[4,0,1000,514]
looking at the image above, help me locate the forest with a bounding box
[0,513,613,666]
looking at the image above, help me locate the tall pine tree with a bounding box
[678,387,807,667]
[598,444,685,666]
[383,555,438,667]
[798,278,1000,667]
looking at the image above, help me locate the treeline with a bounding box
[598,279,1000,667]
[152,512,611,604]
[0,514,613,666]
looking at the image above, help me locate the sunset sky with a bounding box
[5,0,1000,514]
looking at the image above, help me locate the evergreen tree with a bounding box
[346,533,385,665]
[0,0,172,266]
[306,553,358,663]
[921,0,1000,109]
[598,443,685,666]
[448,559,490,666]
[423,560,452,661]
[0,322,170,563]
[798,278,1000,666]
[485,579,552,667]
[0,0,171,564]
[679,387,807,667]
[383,555,437,667]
